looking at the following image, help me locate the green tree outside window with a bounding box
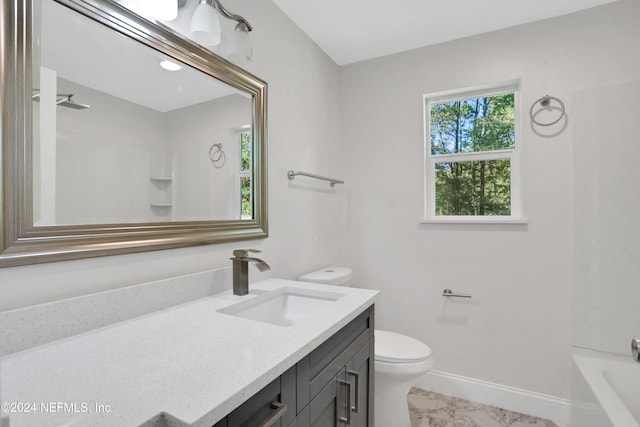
[429,93,515,216]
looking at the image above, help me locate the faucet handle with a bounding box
[232,249,262,258]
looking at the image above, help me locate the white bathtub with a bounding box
[573,348,640,427]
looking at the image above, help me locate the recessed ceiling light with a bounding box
[160,60,181,71]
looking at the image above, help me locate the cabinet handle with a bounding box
[338,379,352,425]
[347,370,359,413]
[258,401,287,427]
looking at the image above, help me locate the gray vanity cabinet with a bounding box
[291,307,374,427]
[295,343,372,427]
[346,341,373,427]
[298,341,372,427]
[216,366,296,427]
[305,367,347,426]
[214,306,374,427]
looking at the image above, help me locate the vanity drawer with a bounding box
[226,366,296,427]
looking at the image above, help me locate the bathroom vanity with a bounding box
[0,276,379,427]
[213,306,373,427]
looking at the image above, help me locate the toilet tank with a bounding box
[298,267,352,286]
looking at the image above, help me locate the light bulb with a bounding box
[190,2,222,46]
[226,23,252,63]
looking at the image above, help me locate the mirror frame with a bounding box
[0,0,268,267]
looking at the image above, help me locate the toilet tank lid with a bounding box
[375,330,432,363]
[297,267,352,285]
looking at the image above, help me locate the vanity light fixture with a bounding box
[160,60,182,71]
[188,0,253,62]
[140,0,178,21]
[115,0,254,63]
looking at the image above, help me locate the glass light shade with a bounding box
[139,0,178,21]
[226,27,252,64]
[190,3,222,46]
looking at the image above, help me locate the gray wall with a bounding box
[338,0,640,400]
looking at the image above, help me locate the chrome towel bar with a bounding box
[287,170,344,187]
[442,288,472,298]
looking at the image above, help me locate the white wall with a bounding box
[337,0,640,401]
[0,0,343,312]
[165,94,252,220]
[54,79,165,224]
[572,81,640,355]
[50,84,253,224]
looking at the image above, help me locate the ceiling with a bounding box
[272,0,619,65]
[40,0,238,112]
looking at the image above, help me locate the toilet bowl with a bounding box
[374,329,433,427]
[298,267,434,427]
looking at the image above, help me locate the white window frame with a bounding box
[422,82,525,224]
[237,125,253,220]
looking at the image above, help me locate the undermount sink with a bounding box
[218,287,343,327]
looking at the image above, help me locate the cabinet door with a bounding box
[308,368,352,427]
[346,341,373,427]
[298,309,372,411]
[286,406,308,427]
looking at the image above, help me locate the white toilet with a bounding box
[298,267,433,427]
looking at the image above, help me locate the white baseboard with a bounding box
[413,370,574,427]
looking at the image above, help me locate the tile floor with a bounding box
[407,387,559,427]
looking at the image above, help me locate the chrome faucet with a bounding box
[231,249,271,295]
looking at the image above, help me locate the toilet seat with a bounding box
[375,329,432,363]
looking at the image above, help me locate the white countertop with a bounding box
[0,279,379,427]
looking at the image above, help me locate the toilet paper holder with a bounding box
[442,288,472,298]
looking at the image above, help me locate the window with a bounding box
[424,83,522,222]
[238,128,252,220]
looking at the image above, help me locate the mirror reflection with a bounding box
[32,0,254,226]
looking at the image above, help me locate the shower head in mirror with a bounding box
[32,91,91,110]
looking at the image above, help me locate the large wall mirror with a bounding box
[0,0,268,267]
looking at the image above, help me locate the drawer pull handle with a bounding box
[347,370,359,413]
[258,401,287,427]
[338,379,352,425]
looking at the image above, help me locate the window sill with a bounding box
[420,217,528,225]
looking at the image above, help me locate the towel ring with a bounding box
[530,95,565,127]
[209,143,226,168]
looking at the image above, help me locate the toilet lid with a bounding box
[375,330,432,363]
[298,267,352,285]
